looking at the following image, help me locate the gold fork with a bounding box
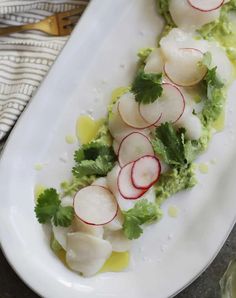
[0,6,87,36]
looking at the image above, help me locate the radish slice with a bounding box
[118,93,151,129]
[118,132,154,167]
[164,48,207,87]
[118,163,146,199]
[74,186,118,226]
[131,155,161,190]
[109,101,150,142]
[139,83,185,125]
[118,162,147,199]
[169,0,221,30]
[187,0,224,12]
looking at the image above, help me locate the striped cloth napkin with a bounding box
[0,0,89,141]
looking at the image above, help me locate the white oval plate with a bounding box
[0,0,236,297]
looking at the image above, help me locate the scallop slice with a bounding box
[72,216,104,238]
[52,224,72,251]
[104,210,124,231]
[66,232,112,277]
[209,44,233,84]
[144,48,165,74]
[92,177,108,188]
[160,28,208,61]
[175,108,202,140]
[164,48,207,86]
[113,139,120,155]
[104,230,131,252]
[169,0,221,30]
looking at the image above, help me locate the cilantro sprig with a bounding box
[123,199,162,240]
[131,70,163,104]
[72,141,116,178]
[34,188,74,227]
[200,52,225,126]
[152,122,197,167]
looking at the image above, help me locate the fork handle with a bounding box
[0,17,59,36]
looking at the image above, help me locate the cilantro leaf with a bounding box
[152,123,197,167]
[34,188,74,227]
[200,65,225,127]
[53,206,74,227]
[123,199,162,240]
[35,189,60,224]
[123,216,143,240]
[73,156,115,177]
[74,141,114,163]
[131,70,163,104]
[72,141,116,178]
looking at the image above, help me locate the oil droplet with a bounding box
[34,163,43,171]
[99,251,130,273]
[193,95,202,103]
[213,110,225,132]
[111,86,130,104]
[76,115,104,145]
[56,249,67,267]
[199,163,209,174]
[168,205,179,218]
[65,135,76,144]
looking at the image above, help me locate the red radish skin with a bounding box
[117,162,148,200]
[117,96,153,129]
[187,0,224,12]
[73,185,118,226]
[118,132,154,167]
[131,155,161,190]
[164,48,207,87]
[139,83,185,126]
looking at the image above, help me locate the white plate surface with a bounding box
[0,1,236,297]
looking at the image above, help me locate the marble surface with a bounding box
[1,225,236,298]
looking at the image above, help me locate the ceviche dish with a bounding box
[34,0,236,277]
